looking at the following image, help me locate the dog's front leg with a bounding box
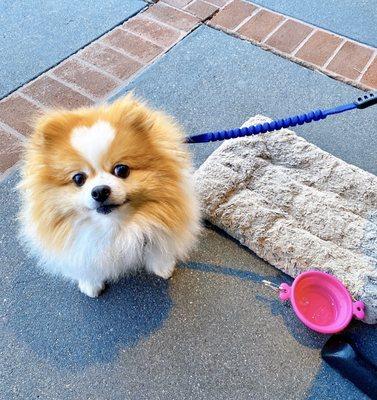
[78,280,105,298]
[144,240,176,280]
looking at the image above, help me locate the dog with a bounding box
[19,94,200,297]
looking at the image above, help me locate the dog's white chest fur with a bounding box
[22,208,182,297]
[51,218,146,284]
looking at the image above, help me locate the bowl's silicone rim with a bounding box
[290,270,353,334]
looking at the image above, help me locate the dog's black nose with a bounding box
[91,185,111,203]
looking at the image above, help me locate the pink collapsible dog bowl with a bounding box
[279,271,365,334]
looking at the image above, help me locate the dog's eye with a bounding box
[72,173,87,187]
[113,164,130,179]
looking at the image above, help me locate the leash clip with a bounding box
[262,280,281,292]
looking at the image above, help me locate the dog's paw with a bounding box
[78,281,105,298]
[151,262,175,280]
[144,243,176,280]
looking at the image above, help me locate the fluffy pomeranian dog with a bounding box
[19,94,200,297]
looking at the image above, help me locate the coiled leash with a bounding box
[185,92,377,144]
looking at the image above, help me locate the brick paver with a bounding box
[103,28,164,63]
[0,0,375,179]
[0,128,23,174]
[79,43,143,80]
[185,0,218,20]
[210,0,257,30]
[0,95,42,137]
[237,10,284,43]
[21,76,93,109]
[52,59,119,99]
[143,2,199,31]
[327,41,374,80]
[123,16,183,48]
[295,31,342,67]
[265,19,313,53]
[162,0,193,9]
[361,56,377,88]
[203,0,230,7]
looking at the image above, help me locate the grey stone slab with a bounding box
[2,172,369,400]
[0,0,145,98]
[248,0,376,47]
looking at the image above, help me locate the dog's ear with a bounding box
[110,93,155,134]
[34,109,84,147]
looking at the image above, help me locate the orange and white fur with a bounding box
[19,95,200,297]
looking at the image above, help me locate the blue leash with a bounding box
[186,92,377,144]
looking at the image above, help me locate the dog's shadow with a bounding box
[4,256,172,369]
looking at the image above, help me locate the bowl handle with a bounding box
[279,283,291,301]
[353,301,365,320]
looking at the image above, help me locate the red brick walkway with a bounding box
[0,0,376,179]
